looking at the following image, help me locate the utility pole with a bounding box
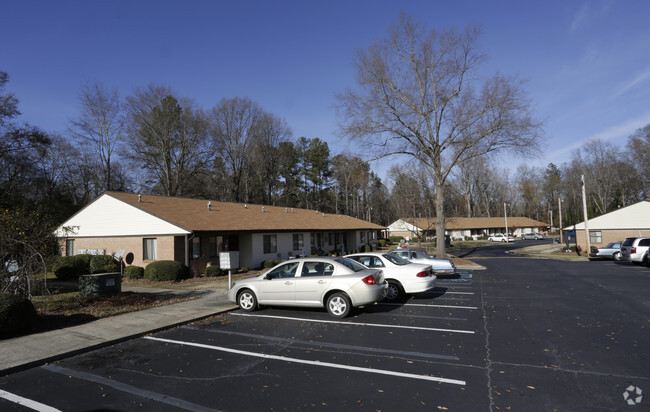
[581,175,591,255]
[504,202,509,242]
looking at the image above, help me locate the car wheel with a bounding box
[326,292,351,318]
[237,289,257,312]
[612,252,621,261]
[385,281,404,302]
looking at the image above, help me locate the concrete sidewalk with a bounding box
[0,286,237,375]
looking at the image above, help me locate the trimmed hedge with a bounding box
[263,259,281,268]
[124,265,145,279]
[388,236,404,243]
[204,266,223,277]
[52,255,87,280]
[90,255,120,274]
[144,260,189,281]
[0,293,37,336]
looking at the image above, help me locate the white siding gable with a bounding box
[571,201,650,230]
[55,194,190,237]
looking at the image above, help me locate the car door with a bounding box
[258,261,300,304]
[293,261,334,305]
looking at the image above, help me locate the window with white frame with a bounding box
[66,239,75,256]
[263,234,277,254]
[589,231,602,244]
[293,234,304,251]
[143,238,157,261]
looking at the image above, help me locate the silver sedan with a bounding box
[227,257,387,318]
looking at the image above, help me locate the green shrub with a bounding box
[263,259,281,268]
[377,239,387,248]
[144,260,189,281]
[239,267,249,273]
[0,293,37,336]
[204,266,223,277]
[74,254,93,273]
[389,236,404,244]
[124,265,145,279]
[52,256,86,280]
[90,255,120,274]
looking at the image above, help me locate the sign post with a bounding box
[219,252,239,289]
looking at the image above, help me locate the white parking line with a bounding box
[230,312,475,334]
[380,302,478,310]
[0,389,61,412]
[41,365,214,412]
[445,291,475,295]
[145,336,466,386]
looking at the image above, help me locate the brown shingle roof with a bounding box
[401,216,548,230]
[107,192,385,232]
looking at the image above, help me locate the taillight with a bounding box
[631,247,637,254]
[362,274,376,285]
[416,271,428,277]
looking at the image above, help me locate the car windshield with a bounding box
[382,253,409,265]
[335,258,367,272]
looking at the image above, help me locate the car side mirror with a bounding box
[264,273,273,280]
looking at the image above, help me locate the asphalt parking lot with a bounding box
[1,251,648,411]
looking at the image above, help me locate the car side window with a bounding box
[301,262,326,277]
[410,252,417,259]
[268,262,299,279]
[640,239,650,246]
[371,257,385,267]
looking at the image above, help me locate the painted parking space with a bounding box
[5,258,643,411]
[0,270,487,411]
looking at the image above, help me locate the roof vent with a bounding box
[322,213,325,217]
[244,204,247,208]
[262,206,265,213]
[208,201,211,211]
[292,208,294,213]
[138,194,141,203]
[285,207,288,213]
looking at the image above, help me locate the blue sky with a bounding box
[2,0,650,181]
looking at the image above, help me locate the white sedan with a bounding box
[389,248,456,274]
[344,252,436,301]
[488,233,515,242]
[227,257,387,318]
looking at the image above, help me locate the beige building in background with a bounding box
[387,216,548,241]
[55,192,386,273]
[567,199,650,251]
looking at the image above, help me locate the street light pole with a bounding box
[558,198,564,246]
[504,202,509,242]
[581,175,591,255]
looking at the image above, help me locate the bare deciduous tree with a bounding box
[68,81,123,192]
[337,13,543,256]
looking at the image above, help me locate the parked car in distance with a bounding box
[620,237,650,265]
[488,233,515,242]
[388,248,456,274]
[227,257,387,318]
[589,242,623,261]
[344,252,436,302]
[521,233,545,240]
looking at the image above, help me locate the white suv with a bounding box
[620,237,650,264]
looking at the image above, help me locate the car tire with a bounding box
[385,280,404,302]
[612,252,621,261]
[326,292,351,318]
[237,289,258,312]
